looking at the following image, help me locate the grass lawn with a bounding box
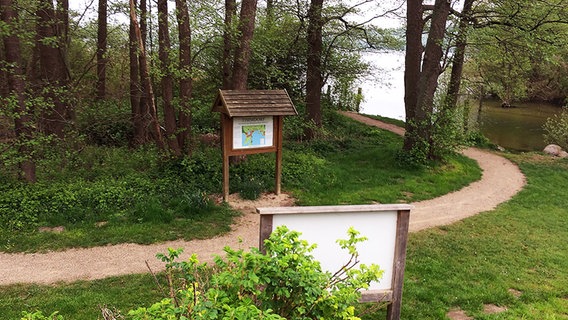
[0,113,479,253]
[3,153,566,319]
[2,114,567,319]
[396,155,568,319]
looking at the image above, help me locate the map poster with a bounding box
[232,116,274,149]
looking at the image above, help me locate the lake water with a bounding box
[475,100,562,151]
[358,52,563,151]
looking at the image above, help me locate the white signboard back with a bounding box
[272,211,397,291]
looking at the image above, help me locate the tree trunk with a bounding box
[175,0,193,154]
[231,0,257,89]
[415,0,452,148]
[445,0,475,110]
[305,0,324,138]
[158,0,181,155]
[403,0,423,149]
[1,0,36,182]
[222,0,236,89]
[0,47,7,97]
[129,0,163,149]
[403,0,452,158]
[129,0,144,145]
[56,0,69,73]
[36,0,71,138]
[138,0,150,142]
[96,0,107,100]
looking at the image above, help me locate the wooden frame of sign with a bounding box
[257,204,412,320]
[212,90,297,201]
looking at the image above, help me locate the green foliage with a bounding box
[282,104,319,143]
[0,111,481,252]
[129,226,382,320]
[0,176,153,230]
[543,107,568,149]
[75,100,133,147]
[463,130,494,149]
[466,0,568,104]
[429,105,467,159]
[400,96,470,165]
[191,97,221,135]
[0,146,238,251]
[161,148,223,193]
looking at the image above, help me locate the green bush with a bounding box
[75,100,133,147]
[21,227,382,319]
[128,226,383,320]
[191,98,221,134]
[543,107,568,149]
[464,130,495,149]
[164,149,223,193]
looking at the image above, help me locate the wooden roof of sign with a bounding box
[212,89,298,118]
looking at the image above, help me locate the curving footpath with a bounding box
[338,111,526,232]
[0,112,525,286]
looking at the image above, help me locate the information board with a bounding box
[232,116,274,149]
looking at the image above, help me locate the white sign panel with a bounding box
[232,116,274,149]
[259,204,412,294]
[271,211,397,291]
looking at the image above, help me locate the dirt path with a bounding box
[0,113,525,286]
[338,111,526,232]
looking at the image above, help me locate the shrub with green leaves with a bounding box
[543,107,568,149]
[75,100,133,147]
[128,226,383,320]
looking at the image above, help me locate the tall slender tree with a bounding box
[56,0,69,54]
[175,0,193,153]
[445,0,475,110]
[231,0,258,89]
[158,0,181,155]
[138,0,150,141]
[222,0,236,89]
[305,0,324,138]
[403,0,452,159]
[128,1,146,146]
[129,0,143,145]
[1,0,36,182]
[96,0,107,100]
[129,0,163,148]
[35,0,72,138]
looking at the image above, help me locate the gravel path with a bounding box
[337,112,526,232]
[0,113,526,286]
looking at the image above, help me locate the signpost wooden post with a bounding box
[212,90,297,201]
[258,204,412,320]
